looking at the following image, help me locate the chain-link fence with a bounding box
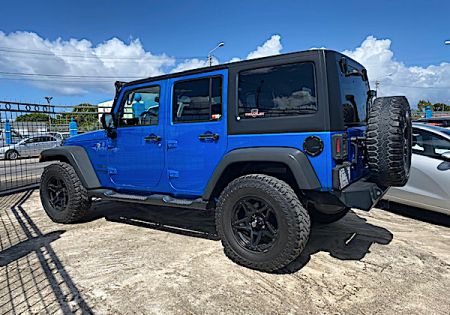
[0,101,103,196]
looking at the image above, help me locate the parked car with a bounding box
[415,116,450,128]
[0,135,60,160]
[384,123,450,215]
[39,50,412,271]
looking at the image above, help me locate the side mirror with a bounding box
[441,151,450,161]
[101,113,117,138]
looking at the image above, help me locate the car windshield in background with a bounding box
[339,63,369,126]
[415,123,450,136]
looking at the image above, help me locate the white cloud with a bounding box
[246,35,282,59]
[172,35,283,71]
[2,31,448,105]
[0,32,284,97]
[171,57,218,73]
[0,31,175,95]
[343,36,450,106]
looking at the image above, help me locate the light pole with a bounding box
[44,96,53,105]
[44,96,53,131]
[207,42,224,66]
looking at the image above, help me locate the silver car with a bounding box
[0,135,60,160]
[384,123,450,215]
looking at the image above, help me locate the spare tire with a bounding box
[366,96,412,187]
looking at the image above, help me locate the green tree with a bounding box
[53,103,99,132]
[16,113,50,122]
[432,103,450,111]
[417,100,432,111]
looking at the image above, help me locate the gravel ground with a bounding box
[0,190,449,315]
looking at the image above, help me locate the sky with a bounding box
[0,0,449,107]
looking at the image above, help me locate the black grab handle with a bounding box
[198,133,219,141]
[144,134,162,142]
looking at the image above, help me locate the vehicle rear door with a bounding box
[166,70,227,197]
[39,136,59,153]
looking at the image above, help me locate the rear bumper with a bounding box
[335,179,387,211]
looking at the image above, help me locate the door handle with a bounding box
[198,132,219,141]
[144,134,162,142]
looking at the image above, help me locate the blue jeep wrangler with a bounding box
[39,50,412,271]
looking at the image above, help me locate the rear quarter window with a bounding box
[237,62,317,119]
[339,63,369,125]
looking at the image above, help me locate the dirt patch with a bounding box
[1,190,449,314]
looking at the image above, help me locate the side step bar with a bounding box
[89,189,209,210]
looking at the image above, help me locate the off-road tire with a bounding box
[40,162,91,223]
[6,150,19,160]
[216,174,310,272]
[308,204,350,224]
[366,96,412,187]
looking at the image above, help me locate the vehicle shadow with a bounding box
[86,202,393,273]
[277,211,393,274]
[377,200,450,228]
[85,200,219,240]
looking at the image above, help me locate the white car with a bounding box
[384,123,450,215]
[0,135,60,160]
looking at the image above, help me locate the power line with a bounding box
[0,77,116,83]
[0,70,143,79]
[0,46,204,60]
[389,84,450,90]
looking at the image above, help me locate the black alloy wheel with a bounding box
[231,197,279,252]
[47,176,69,211]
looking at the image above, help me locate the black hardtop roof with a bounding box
[123,49,357,87]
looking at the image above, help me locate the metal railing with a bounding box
[0,101,103,196]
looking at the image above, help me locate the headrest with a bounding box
[134,93,142,102]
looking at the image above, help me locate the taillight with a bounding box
[332,134,348,160]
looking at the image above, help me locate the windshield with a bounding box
[339,61,370,126]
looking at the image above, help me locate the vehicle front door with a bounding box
[166,70,227,197]
[107,81,165,192]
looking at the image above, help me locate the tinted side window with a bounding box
[41,136,54,142]
[412,129,450,159]
[25,138,37,143]
[238,62,317,119]
[173,77,222,123]
[118,86,160,127]
[339,63,369,125]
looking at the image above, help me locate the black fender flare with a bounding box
[202,147,321,200]
[39,146,101,189]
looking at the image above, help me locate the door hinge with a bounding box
[168,170,179,178]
